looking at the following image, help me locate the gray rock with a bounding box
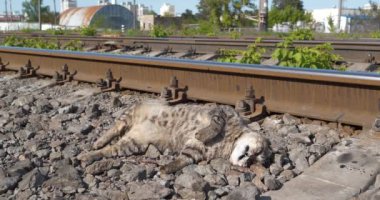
[375,174,380,188]
[277,170,295,184]
[127,181,172,200]
[80,124,94,135]
[208,190,218,200]
[0,176,20,194]
[7,159,33,177]
[224,183,260,200]
[248,122,261,131]
[274,154,285,167]
[309,144,327,156]
[210,158,231,174]
[204,174,228,187]
[112,97,123,108]
[282,114,301,125]
[175,172,209,191]
[12,96,35,107]
[18,168,47,191]
[177,188,206,200]
[262,117,282,131]
[240,172,255,182]
[269,164,283,176]
[226,174,240,187]
[144,144,161,159]
[0,168,5,179]
[107,169,122,177]
[0,149,6,158]
[35,149,50,158]
[62,186,76,194]
[85,159,115,175]
[120,164,146,182]
[264,175,282,190]
[308,154,317,165]
[62,144,80,159]
[214,187,231,196]
[49,151,62,161]
[278,125,299,135]
[43,164,83,189]
[195,165,216,176]
[76,194,108,200]
[58,105,78,114]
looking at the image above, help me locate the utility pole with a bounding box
[9,0,13,22]
[5,0,8,22]
[259,0,268,31]
[53,0,57,25]
[38,0,41,30]
[337,0,343,31]
[133,0,136,29]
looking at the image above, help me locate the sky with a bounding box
[0,0,376,15]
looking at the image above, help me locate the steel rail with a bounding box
[0,46,379,129]
[1,34,380,63]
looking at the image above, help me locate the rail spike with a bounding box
[97,69,122,92]
[18,59,40,79]
[0,57,10,72]
[235,85,267,122]
[54,64,77,84]
[160,76,188,105]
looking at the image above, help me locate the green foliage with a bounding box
[272,37,343,70]
[269,6,312,27]
[198,21,219,36]
[370,31,380,38]
[229,30,242,39]
[327,16,336,33]
[21,28,35,33]
[3,36,58,49]
[272,0,303,10]
[2,36,82,51]
[181,26,199,37]
[218,38,264,64]
[126,29,143,37]
[22,0,56,23]
[79,26,97,36]
[197,0,257,28]
[62,40,83,51]
[47,28,66,35]
[288,29,314,40]
[149,25,172,38]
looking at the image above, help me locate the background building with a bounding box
[61,0,77,13]
[160,3,175,16]
[59,5,134,29]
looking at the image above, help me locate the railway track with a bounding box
[0,46,379,130]
[2,34,380,65]
[0,46,379,199]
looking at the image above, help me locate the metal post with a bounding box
[38,0,41,30]
[53,0,57,25]
[9,0,13,22]
[338,0,343,31]
[259,0,268,32]
[5,0,8,21]
[133,0,136,29]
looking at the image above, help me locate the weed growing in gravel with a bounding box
[150,25,172,38]
[218,38,265,64]
[288,29,314,40]
[272,37,343,70]
[79,26,97,36]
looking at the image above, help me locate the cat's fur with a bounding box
[78,99,270,174]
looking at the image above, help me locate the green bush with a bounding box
[47,28,66,35]
[288,29,314,40]
[198,21,219,36]
[126,29,143,37]
[218,38,265,64]
[370,31,380,39]
[62,40,83,51]
[80,26,97,36]
[21,27,35,34]
[229,30,242,40]
[272,38,343,70]
[150,25,172,38]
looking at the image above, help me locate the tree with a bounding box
[181,9,197,24]
[268,0,311,28]
[272,0,304,10]
[22,0,56,23]
[197,0,257,27]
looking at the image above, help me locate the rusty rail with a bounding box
[0,46,379,129]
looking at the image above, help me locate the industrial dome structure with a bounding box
[59,5,134,29]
